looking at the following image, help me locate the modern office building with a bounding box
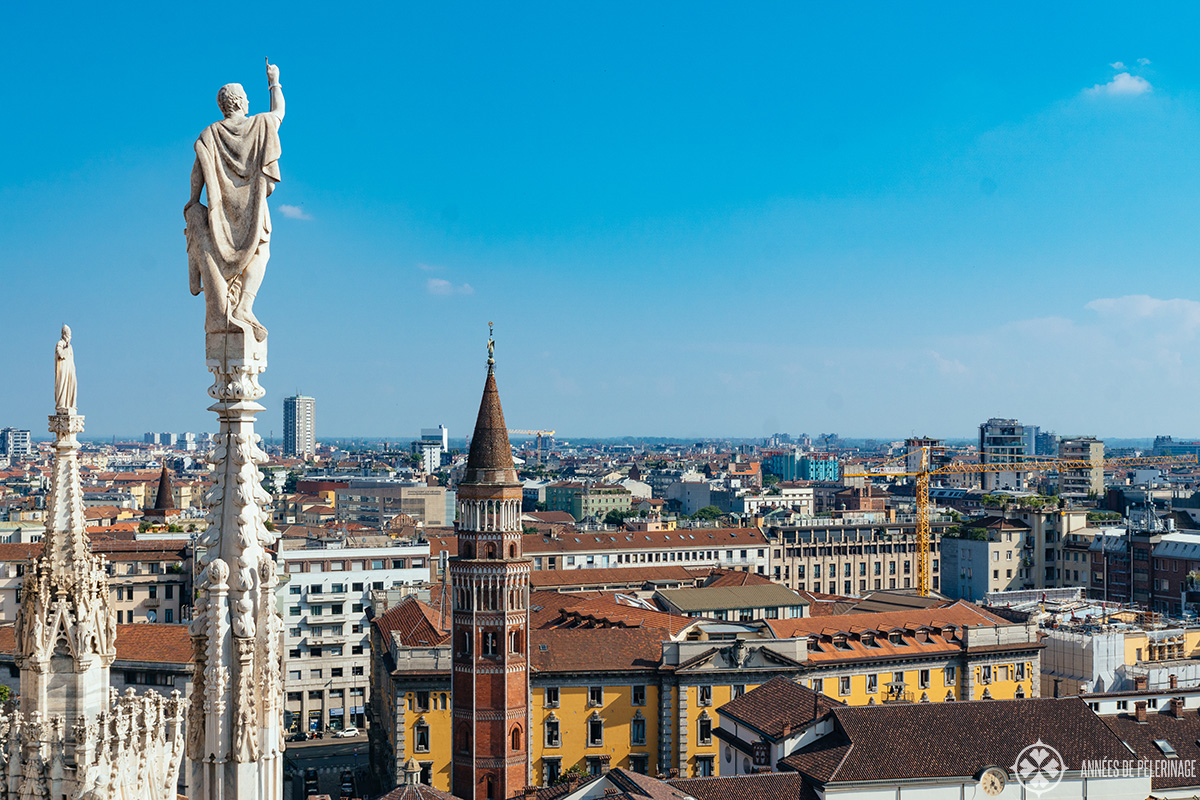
[978,418,1029,491]
[0,428,31,459]
[283,394,317,458]
[335,480,450,527]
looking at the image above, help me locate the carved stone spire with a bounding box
[3,330,184,800]
[16,337,114,726]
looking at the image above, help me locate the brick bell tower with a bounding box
[451,325,531,800]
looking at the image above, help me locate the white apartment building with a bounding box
[278,540,430,734]
[427,526,772,578]
[978,417,1029,491]
[737,485,815,516]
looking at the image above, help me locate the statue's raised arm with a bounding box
[184,61,285,344]
[266,58,284,122]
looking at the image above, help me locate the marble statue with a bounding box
[185,59,285,343]
[185,59,287,800]
[53,325,76,413]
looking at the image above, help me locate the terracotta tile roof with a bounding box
[703,568,777,588]
[524,511,576,524]
[0,543,41,561]
[668,773,816,800]
[718,676,843,739]
[765,600,1007,639]
[781,697,1128,783]
[0,623,191,664]
[1102,707,1200,789]
[530,628,664,673]
[538,595,696,636]
[372,595,450,647]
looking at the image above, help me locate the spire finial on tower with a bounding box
[486,321,495,374]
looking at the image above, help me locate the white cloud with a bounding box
[1138,58,1152,66]
[1110,61,1126,70]
[278,204,312,220]
[1085,72,1152,97]
[426,277,474,296]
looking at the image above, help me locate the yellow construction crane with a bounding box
[507,429,556,466]
[845,449,1198,597]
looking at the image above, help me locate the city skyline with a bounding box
[6,4,1200,438]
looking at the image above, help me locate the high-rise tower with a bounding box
[450,329,531,800]
[283,394,316,458]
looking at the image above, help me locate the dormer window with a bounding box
[807,637,822,652]
[834,636,852,651]
[889,631,906,647]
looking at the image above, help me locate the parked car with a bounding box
[333,726,359,738]
[285,731,306,743]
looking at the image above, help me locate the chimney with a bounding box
[523,787,539,799]
[566,774,580,789]
[1135,701,1148,722]
[1170,674,1179,689]
[1171,698,1185,719]
[1135,675,1149,691]
[669,768,679,778]
[781,722,793,738]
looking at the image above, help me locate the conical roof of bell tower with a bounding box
[463,372,518,486]
[152,461,175,511]
[462,325,518,487]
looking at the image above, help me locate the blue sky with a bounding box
[4,3,1200,440]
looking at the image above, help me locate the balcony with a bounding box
[144,597,161,608]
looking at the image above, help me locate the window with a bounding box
[866,674,877,693]
[811,678,823,694]
[632,685,646,706]
[544,758,562,784]
[588,686,604,707]
[631,713,646,745]
[351,666,364,676]
[732,684,745,699]
[695,756,715,777]
[511,726,522,751]
[310,647,322,658]
[289,649,301,659]
[697,713,712,745]
[545,687,560,708]
[331,604,343,615]
[545,716,561,747]
[331,668,343,678]
[588,715,604,746]
[1155,739,1179,758]
[980,666,992,684]
[165,585,174,599]
[944,666,957,686]
[290,586,301,595]
[838,676,851,695]
[919,669,930,689]
[482,632,498,656]
[310,669,322,679]
[698,685,712,706]
[1015,663,1026,681]
[415,720,430,753]
[630,754,649,775]
[289,606,300,617]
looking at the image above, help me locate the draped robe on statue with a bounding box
[185,112,281,340]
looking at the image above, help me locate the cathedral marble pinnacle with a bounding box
[0,330,184,800]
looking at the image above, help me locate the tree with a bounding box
[554,765,588,786]
[604,508,638,526]
[691,505,723,521]
[763,473,780,487]
[0,685,11,703]
[283,471,299,493]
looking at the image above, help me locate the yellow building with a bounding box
[369,594,1043,793]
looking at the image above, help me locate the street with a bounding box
[283,734,376,800]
